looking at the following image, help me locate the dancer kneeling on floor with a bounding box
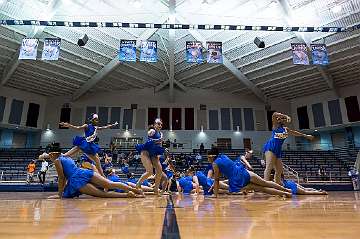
[42,143,143,199]
[207,147,292,198]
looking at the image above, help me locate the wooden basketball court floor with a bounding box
[0,192,359,239]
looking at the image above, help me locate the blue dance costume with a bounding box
[127,177,150,187]
[107,174,128,193]
[135,129,164,158]
[196,171,214,195]
[178,176,194,194]
[79,154,95,170]
[214,154,250,193]
[283,179,298,195]
[160,156,174,179]
[73,124,100,155]
[59,155,94,198]
[263,126,288,158]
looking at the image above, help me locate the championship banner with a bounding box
[119,40,137,62]
[140,40,157,63]
[19,38,39,60]
[207,41,223,64]
[186,41,203,63]
[311,44,329,65]
[291,43,309,65]
[41,38,61,61]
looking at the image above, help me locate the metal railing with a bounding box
[283,164,300,183]
[304,171,350,183]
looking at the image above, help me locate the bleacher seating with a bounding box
[0,147,357,183]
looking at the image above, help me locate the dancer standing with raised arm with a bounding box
[59,113,118,177]
[263,112,314,185]
[135,118,165,195]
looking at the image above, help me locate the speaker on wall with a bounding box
[200,104,206,110]
[77,34,89,47]
[254,37,265,48]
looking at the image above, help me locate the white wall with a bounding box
[41,88,280,150]
[0,86,47,129]
[43,88,268,130]
[290,83,360,130]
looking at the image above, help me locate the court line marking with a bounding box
[161,194,181,239]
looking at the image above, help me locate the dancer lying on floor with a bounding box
[41,143,143,199]
[207,147,292,198]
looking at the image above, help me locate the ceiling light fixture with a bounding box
[131,0,142,8]
[331,5,342,13]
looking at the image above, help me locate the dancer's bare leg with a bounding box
[248,171,291,193]
[136,151,153,188]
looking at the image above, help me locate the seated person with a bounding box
[176,169,202,195]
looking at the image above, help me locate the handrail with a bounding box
[283,164,300,184]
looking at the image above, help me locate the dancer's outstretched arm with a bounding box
[54,159,66,198]
[193,176,200,194]
[286,128,314,140]
[240,156,253,171]
[96,122,118,130]
[212,163,220,197]
[59,122,87,130]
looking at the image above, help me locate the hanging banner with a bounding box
[186,41,203,63]
[41,38,61,60]
[311,44,329,65]
[207,41,223,64]
[291,43,310,65]
[19,38,39,60]
[140,40,157,63]
[119,40,137,62]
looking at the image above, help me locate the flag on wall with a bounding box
[186,41,203,63]
[119,40,137,62]
[19,38,39,60]
[291,43,310,65]
[311,44,329,65]
[207,41,223,64]
[41,38,61,60]
[140,40,157,63]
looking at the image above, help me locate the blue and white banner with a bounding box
[207,41,223,64]
[186,41,203,63]
[19,38,39,60]
[119,40,137,62]
[41,38,61,60]
[291,43,309,65]
[140,40,157,63]
[311,44,329,65]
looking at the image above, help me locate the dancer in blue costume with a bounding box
[60,114,118,178]
[263,112,314,185]
[106,169,154,193]
[159,153,176,193]
[207,148,292,198]
[280,174,327,195]
[79,153,96,171]
[176,169,200,194]
[234,149,254,171]
[41,143,143,199]
[135,118,165,195]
